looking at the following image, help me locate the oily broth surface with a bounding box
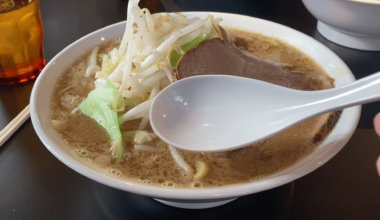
[228,28,335,90]
[51,29,336,188]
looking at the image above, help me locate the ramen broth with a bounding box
[51,28,339,188]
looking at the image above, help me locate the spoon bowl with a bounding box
[150,73,380,152]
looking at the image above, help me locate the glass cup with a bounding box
[0,0,45,85]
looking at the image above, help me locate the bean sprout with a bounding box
[85,46,100,77]
[81,3,223,180]
[168,145,194,181]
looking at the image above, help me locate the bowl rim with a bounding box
[30,11,361,200]
[348,0,380,5]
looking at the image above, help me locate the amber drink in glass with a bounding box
[0,0,45,85]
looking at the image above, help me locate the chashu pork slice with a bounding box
[176,35,315,91]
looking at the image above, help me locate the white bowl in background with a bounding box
[30,12,360,209]
[302,0,380,51]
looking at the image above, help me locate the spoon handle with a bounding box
[303,71,380,115]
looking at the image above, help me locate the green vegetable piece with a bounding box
[79,80,125,163]
[75,152,85,158]
[170,33,207,67]
[99,53,111,59]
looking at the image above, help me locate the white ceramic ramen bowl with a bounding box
[302,0,380,51]
[30,12,360,209]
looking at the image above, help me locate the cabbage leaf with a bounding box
[79,79,124,163]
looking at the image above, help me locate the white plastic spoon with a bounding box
[150,73,380,152]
